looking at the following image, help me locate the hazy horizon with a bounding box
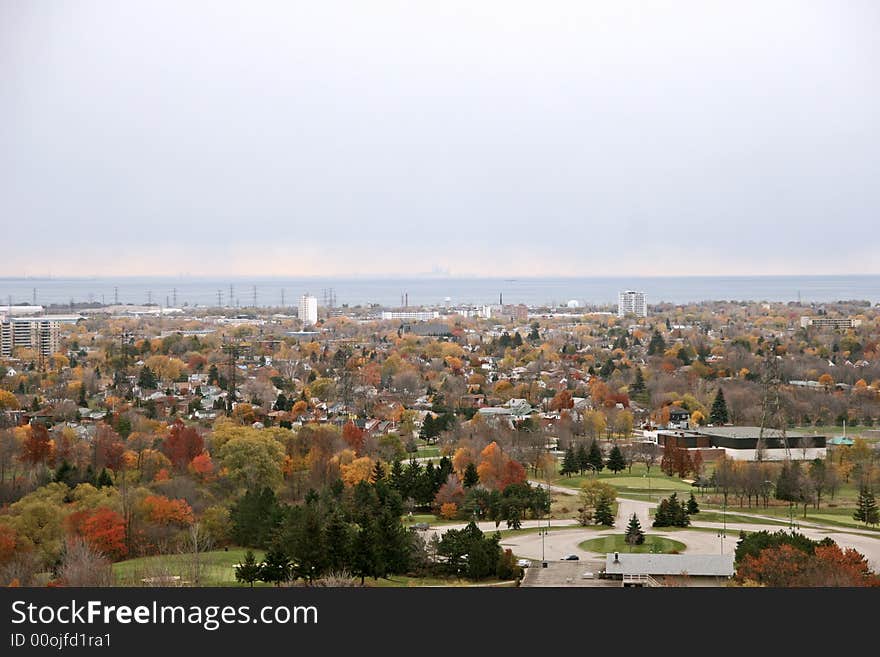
[3,1,879,277]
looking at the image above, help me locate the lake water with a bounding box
[1,275,879,309]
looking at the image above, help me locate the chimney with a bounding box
[614,552,619,564]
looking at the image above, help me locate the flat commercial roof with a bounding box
[605,553,734,577]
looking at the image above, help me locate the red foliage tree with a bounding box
[162,420,204,470]
[189,452,215,481]
[67,508,128,561]
[0,525,20,565]
[738,543,880,587]
[21,422,53,466]
[94,423,125,471]
[342,421,365,455]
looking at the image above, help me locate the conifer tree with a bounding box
[625,512,645,545]
[710,388,729,425]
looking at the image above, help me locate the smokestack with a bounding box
[499,292,503,306]
[405,292,408,308]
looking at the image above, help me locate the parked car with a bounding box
[412,522,430,531]
[561,554,580,561]
[517,559,531,568]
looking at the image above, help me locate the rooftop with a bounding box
[604,553,734,577]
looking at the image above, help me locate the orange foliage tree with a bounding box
[67,507,128,561]
[476,442,526,491]
[141,495,194,526]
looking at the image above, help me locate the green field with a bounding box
[549,463,695,497]
[113,549,265,587]
[579,534,687,555]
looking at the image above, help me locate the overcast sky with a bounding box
[2,1,878,278]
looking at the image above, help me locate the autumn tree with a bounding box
[342,421,365,454]
[162,420,204,470]
[21,422,53,467]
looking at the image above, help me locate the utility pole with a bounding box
[222,341,242,412]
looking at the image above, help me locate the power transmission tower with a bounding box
[173,288,177,306]
[217,289,223,307]
[114,287,119,305]
[252,285,257,308]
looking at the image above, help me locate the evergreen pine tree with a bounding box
[653,498,670,527]
[259,547,292,586]
[389,460,405,493]
[371,460,386,483]
[625,512,645,545]
[207,363,219,385]
[594,497,614,526]
[95,468,113,488]
[607,445,626,473]
[710,388,729,425]
[587,440,605,473]
[686,492,700,515]
[631,368,646,393]
[138,366,158,390]
[419,415,435,442]
[463,462,480,489]
[576,443,589,475]
[234,550,262,587]
[647,330,666,356]
[561,445,578,477]
[853,486,879,526]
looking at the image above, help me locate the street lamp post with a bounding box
[718,498,727,553]
[643,473,652,501]
[539,517,550,566]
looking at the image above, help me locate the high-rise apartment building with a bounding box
[0,315,69,357]
[299,294,318,326]
[618,290,647,317]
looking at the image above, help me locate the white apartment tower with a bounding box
[618,290,647,317]
[0,315,63,357]
[299,294,318,327]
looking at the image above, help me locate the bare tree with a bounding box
[58,538,114,587]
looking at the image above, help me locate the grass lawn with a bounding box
[697,501,880,532]
[579,534,687,555]
[416,446,441,458]
[689,511,790,527]
[113,548,265,587]
[496,524,581,539]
